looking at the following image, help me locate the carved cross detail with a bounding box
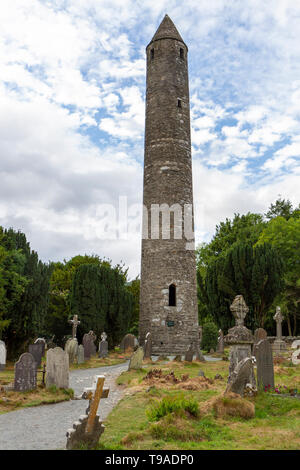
[230,295,249,326]
[68,315,80,339]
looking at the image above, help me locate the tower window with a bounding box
[169,284,176,306]
[151,48,154,60]
[180,48,184,59]
[177,99,182,108]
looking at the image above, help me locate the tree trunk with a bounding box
[292,312,297,336]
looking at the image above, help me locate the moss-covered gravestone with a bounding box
[128,347,144,370]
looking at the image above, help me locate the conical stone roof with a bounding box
[148,14,186,47]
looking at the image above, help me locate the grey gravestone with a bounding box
[143,332,152,359]
[291,340,300,349]
[98,332,108,358]
[254,328,267,345]
[46,347,69,389]
[273,306,286,354]
[77,345,85,364]
[217,329,224,353]
[65,338,78,364]
[225,295,255,387]
[0,340,7,371]
[83,331,97,360]
[34,338,46,356]
[185,344,194,362]
[195,347,206,362]
[14,353,37,391]
[292,348,300,365]
[120,333,136,352]
[28,343,43,368]
[254,339,274,390]
[128,347,144,370]
[225,357,256,397]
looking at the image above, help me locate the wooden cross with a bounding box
[83,375,109,434]
[68,315,80,339]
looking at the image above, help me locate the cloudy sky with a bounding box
[1,0,300,278]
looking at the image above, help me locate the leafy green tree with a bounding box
[0,227,52,358]
[256,215,300,335]
[265,197,300,221]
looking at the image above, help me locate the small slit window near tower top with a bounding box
[151,48,154,60]
[180,48,184,59]
[177,99,182,108]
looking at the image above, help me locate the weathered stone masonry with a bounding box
[139,15,199,354]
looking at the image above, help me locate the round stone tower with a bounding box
[139,15,199,355]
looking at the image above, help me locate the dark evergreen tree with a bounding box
[205,242,284,331]
[0,227,52,358]
[70,263,134,347]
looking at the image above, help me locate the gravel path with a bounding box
[0,361,128,450]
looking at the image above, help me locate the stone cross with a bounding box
[66,376,108,449]
[230,295,249,326]
[101,332,107,342]
[83,375,107,434]
[69,315,80,339]
[273,306,283,339]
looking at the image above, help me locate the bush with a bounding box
[201,322,219,352]
[146,396,199,421]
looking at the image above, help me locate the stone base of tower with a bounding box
[140,319,200,356]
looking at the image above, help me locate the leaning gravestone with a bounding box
[46,347,69,389]
[0,340,7,371]
[254,339,274,390]
[291,348,300,366]
[14,353,37,391]
[253,328,267,345]
[34,338,46,356]
[225,357,256,397]
[128,347,144,370]
[185,344,194,362]
[83,331,97,360]
[120,333,136,352]
[77,345,85,364]
[28,343,44,368]
[65,338,79,364]
[143,332,152,359]
[98,332,108,359]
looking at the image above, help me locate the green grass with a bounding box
[97,354,300,450]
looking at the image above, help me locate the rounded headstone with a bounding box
[291,348,300,365]
[14,353,37,391]
[46,347,69,389]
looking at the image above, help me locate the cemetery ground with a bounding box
[95,351,300,451]
[0,350,131,415]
